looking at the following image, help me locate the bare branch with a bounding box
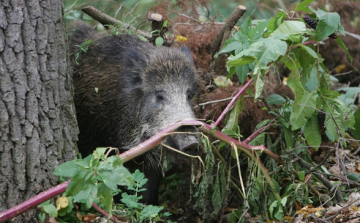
[81,6,151,38]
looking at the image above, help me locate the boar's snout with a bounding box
[169,126,200,155]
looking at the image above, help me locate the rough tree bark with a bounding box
[0,0,78,222]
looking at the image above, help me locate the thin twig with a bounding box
[81,6,151,38]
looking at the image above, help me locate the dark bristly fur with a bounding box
[69,21,199,204]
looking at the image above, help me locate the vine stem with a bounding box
[0,119,282,222]
[213,78,254,127]
[92,203,119,223]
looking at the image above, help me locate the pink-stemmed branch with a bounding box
[0,119,282,222]
[213,79,254,127]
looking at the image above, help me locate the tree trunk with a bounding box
[0,0,78,222]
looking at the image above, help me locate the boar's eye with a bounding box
[155,90,165,102]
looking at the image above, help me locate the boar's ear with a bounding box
[123,49,149,85]
[180,46,193,61]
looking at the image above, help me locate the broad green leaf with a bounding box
[93,147,107,159]
[218,40,242,55]
[43,204,58,217]
[266,11,287,35]
[73,183,98,209]
[267,94,286,105]
[346,172,360,182]
[139,205,164,222]
[290,92,317,130]
[295,0,314,13]
[304,115,321,149]
[229,38,287,71]
[248,19,271,40]
[53,160,82,177]
[297,171,306,181]
[227,56,255,68]
[155,37,164,46]
[222,98,244,137]
[324,118,337,142]
[312,9,342,40]
[287,71,305,100]
[99,165,134,190]
[98,183,113,217]
[236,64,249,84]
[240,13,253,35]
[299,45,318,59]
[269,21,307,38]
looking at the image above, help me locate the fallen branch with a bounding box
[0,119,283,222]
[81,6,152,38]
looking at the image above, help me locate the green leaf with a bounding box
[99,164,134,190]
[248,19,271,39]
[336,35,353,63]
[346,172,360,182]
[266,11,287,35]
[236,64,249,84]
[228,38,287,72]
[269,21,307,39]
[98,183,113,217]
[304,115,321,149]
[43,204,58,217]
[155,37,164,46]
[73,183,98,209]
[297,171,306,181]
[255,72,265,99]
[218,40,243,55]
[312,9,342,41]
[93,147,107,159]
[267,94,286,105]
[299,45,318,59]
[53,160,82,177]
[295,0,314,13]
[222,98,244,137]
[139,205,164,222]
[227,56,255,68]
[290,92,317,130]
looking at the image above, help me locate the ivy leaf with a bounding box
[304,115,321,149]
